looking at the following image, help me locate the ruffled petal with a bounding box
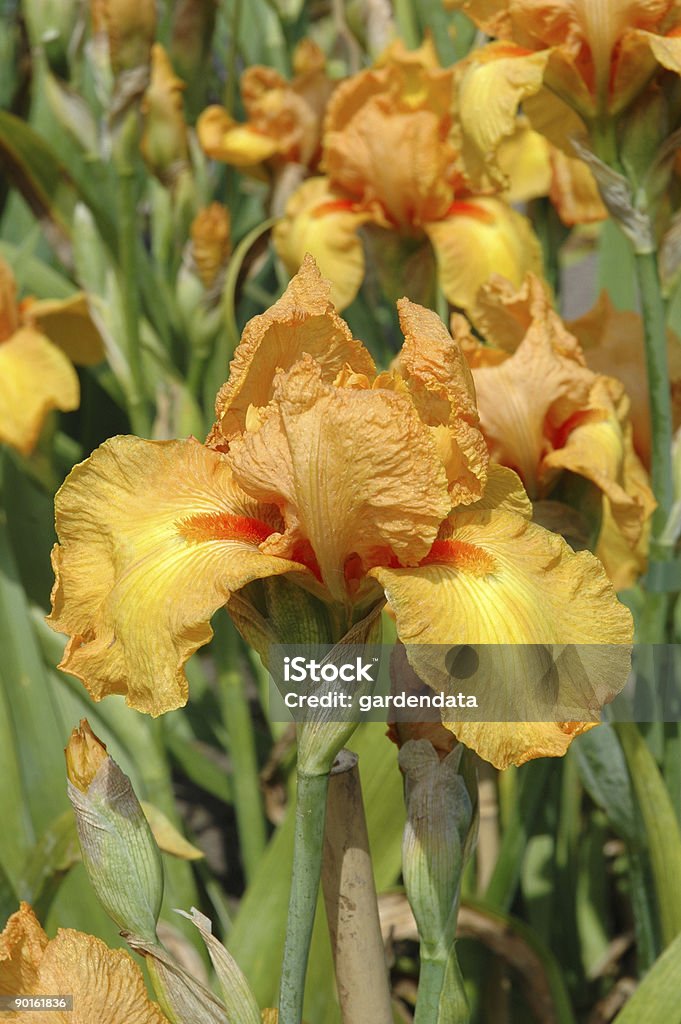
[457,45,551,157]
[543,377,655,546]
[39,931,168,1024]
[197,105,279,167]
[569,291,681,467]
[48,436,306,716]
[371,505,632,769]
[272,177,370,311]
[0,903,47,998]
[21,294,106,366]
[229,356,451,602]
[210,253,375,444]
[0,328,79,455]
[425,199,543,320]
[395,298,489,503]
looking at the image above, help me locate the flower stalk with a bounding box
[114,110,152,436]
[278,767,330,1024]
[634,249,674,562]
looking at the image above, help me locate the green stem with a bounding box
[278,770,330,1024]
[634,250,673,559]
[214,617,267,884]
[615,721,681,946]
[114,113,152,436]
[416,950,469,1024]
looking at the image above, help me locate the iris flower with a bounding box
[449,0,681,159]
[48,257,631,769]
[0,903,168,1024]
[0,260,104,456]
[197,40,335,176]
[465,274,655,586]
[273,41,542,314]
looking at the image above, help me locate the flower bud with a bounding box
[141,44,190,186]
[190,203,232,289]
[398,739,475,959]
[0,260,19,342]
[66,719,163,943]
[90,0,157,75]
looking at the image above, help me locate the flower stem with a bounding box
[114,112,152,437]
[634,249,673,561]
[214,616,267,884]
[278,769,330,1024]
[415,951,469,1024]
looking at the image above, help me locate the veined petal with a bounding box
[371,506,632,769]
[0,903,46,998]
[211,253,375,444]
[21,293,106,366]
[272,177,370,311]
[457,46,551,157]
[37,930,168,1024]
[0,905,168,1024]
[0,328,79,455]
[543,377,655,545]
[48,436,306,716]
[425,199,543,320]
[229,356,451,603]
[395,298,489,503]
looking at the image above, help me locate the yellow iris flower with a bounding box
[449,0,681,159]
[48,257,631,769]
[197,40,335,176]
[0,261,104,456]
[273,41,543,313]
[0,903,169,1024]
[465,274,656,586]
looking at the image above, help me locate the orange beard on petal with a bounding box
[421,538,497,575]
[177,511,275,545]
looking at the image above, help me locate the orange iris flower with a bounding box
[273,40,543,314]
[48,257,632,769]
[449,0,681,160]
[465,274,656,588]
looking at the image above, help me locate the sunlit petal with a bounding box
[425,199,543,316]
[48,436,306,716]
[395,298,489,503]
[272,178,370,311]
[371,505,632,769]
[229,356,451,602]
[0,905,168,1024]
[211,253,375,444]
[0,328,79,455]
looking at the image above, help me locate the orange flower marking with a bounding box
[177,511,275,545]
[422,539,497,575]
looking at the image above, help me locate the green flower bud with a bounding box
[65,720,163,943]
